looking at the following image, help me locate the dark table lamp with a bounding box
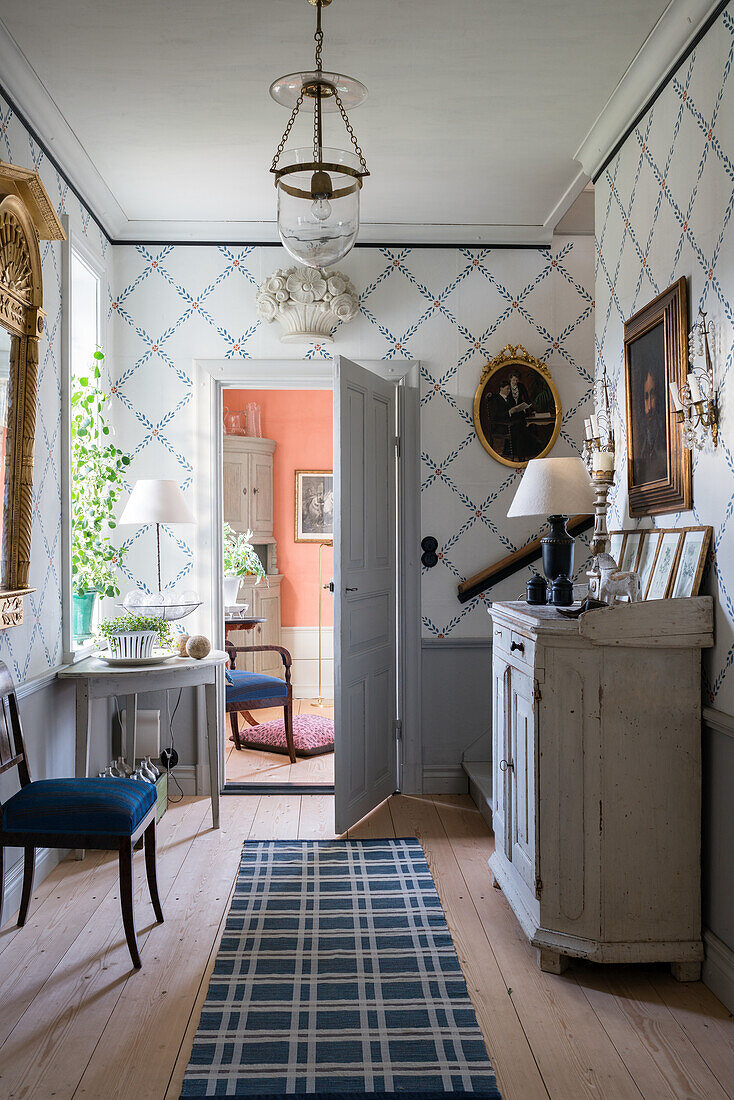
[507,457,594,601]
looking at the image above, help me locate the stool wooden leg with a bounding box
[284,700,296,764]
[119,838,142,969]
[18,847,35,926]
[144,821,164,924]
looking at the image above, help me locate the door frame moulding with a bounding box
[193,357,422,798]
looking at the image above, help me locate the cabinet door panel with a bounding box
[249,453,274,538]
[510,668,537,894]
[223,458,248,527]
[492,654,511,860]
[254,586,282,677]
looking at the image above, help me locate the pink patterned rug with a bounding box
[230,714,334,757]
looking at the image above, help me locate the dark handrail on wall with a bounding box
[457,515,595,604]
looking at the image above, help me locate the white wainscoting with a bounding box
[281,627,334,700]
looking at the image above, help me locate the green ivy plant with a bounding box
[71,348,131,597]
[97,613,172,647]
[223,522,267,580]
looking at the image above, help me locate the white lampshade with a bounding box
[119,479,195,525]
[507,457,594,518]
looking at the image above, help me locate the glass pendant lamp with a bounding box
[269,0,369,267]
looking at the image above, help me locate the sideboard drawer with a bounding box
[509,630,535,669]
[493,623,511,653]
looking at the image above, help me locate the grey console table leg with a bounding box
[125,693,138,768]
[205,681,220,829]
[74,681,91,860]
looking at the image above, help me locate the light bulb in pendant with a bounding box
[310,169,333,223]
[311,196,332,221]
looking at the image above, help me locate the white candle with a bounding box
[668,382,683,412]
[592,450,615,474]
[584,418,594,440]
[687,372,703,403]
[590,414,600,438]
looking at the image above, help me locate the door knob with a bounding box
[499,758,514,772]
[253,487,259,494]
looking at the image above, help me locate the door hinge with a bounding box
[394,434,401,458]
[394,719,403,742]
[535,876,543,897]
[534,680,542,703]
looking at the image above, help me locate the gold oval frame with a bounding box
[472,344,562,469]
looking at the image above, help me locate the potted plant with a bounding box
[223,523,266,604]
[97,613,173,660]
[71,348,131,639]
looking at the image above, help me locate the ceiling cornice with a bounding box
[575,0,726,180]
[0,16,126,238]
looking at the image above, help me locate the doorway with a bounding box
[221,387,335,791]
[194,357,422,832]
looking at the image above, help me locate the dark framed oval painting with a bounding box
[472,344,562,468]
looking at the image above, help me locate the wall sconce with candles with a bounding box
[669,308,719,451]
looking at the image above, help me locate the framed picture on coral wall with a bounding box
[295,470,334,543]
[623,277,691,517]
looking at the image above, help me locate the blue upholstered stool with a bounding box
[224,643,296,763]
[0,664,163,968]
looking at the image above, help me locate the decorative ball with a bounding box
[186,635,211,660]
[177,634,190,657]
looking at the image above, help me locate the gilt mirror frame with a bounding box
[0,162,65,626]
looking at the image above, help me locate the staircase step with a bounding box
[462,761,493,831]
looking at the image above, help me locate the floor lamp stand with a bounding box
[311,541,332,710]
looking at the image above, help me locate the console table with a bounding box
[487,597,713,980]
[58,652,229,836]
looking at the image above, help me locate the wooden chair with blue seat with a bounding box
[0,661,162,969]
[225,643,296,764]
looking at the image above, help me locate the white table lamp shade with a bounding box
[507,457,594,517]
[119,479,195,525]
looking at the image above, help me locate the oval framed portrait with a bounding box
[472,344,562,468]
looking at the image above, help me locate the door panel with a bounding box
[249,453,274,538]
[510,668,537,893]
[254,586,281,677]
[335,357,398,833]
[223,457,248,527]
[492,655,511,860]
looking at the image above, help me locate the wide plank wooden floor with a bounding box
[225,698,335,785]
[0,792,731,1099]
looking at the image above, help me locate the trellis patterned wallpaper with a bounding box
[0,90,111,685]
[111,239,594,639]
[596,1,734,714]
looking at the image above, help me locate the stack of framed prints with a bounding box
[608,526,712,600]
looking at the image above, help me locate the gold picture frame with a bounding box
[473,344,561,468]
[623,278,692,517]
[294,470,333,544]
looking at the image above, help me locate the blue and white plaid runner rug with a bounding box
[181,838,501,1098]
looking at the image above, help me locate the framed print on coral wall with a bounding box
[473,344,561,468]
[623,277,691,517]
[295,470,334,543]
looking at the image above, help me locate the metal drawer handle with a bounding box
[253,487,258,493]
[345,586,359,592]
[499,758,515,772]
[510,640,525,654]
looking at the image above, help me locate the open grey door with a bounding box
[334,356,398,834]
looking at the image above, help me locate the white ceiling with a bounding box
[0,0,709,241]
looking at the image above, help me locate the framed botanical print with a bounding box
[619,531,642,572]
[646,531,682,600]
[671,526,712,598]
[295,470,333,543]
[636,530,661,597]
[623,277,691,517]
[473,344,561,468]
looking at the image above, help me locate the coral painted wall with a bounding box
[225,389,333,627]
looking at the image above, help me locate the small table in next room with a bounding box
[58,651,229,835]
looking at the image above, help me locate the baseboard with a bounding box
[1,846,66,929]
[293,685,335,701]
[174,764,198,796]
[703,928,734,1013]
[422,764,469,794]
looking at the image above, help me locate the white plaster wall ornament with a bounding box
[256,266,360,344]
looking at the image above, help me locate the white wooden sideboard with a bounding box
[488,597,714,980]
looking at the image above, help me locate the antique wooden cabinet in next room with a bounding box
[488,598,714,980]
